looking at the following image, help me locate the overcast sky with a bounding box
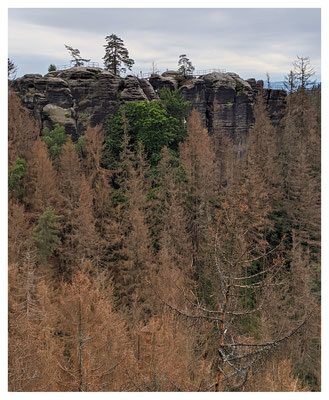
[8,8,321,81]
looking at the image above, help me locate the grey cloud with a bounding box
[8,8,321,81]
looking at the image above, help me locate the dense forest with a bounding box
[8,73,321,391]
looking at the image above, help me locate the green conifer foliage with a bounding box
[178,54,195,77]
[103,34,134,76]
[75,135,86,158]
[8,158,27,199]
[104,97,189,168]
[41,124,68,160]
[33,207,60,265]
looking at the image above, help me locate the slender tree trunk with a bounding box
[78,299,84,392]
[216,284,230,392]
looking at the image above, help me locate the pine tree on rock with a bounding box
[103,34,134,76]
[65,44,90,67]
[178,54,195,77]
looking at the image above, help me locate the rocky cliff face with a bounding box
[12,67,286,145]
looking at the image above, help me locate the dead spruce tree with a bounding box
[154,200,316,391]
[152,109,316,391]
[53,265,135,391]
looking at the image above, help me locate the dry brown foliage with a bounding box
[8,92,39,166]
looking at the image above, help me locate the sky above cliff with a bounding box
[8,7,321,82]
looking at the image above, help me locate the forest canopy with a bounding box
[8,71,321,392]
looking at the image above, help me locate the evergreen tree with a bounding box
[75,135,86,158]
[8,158,27,201]
[178,54,195,77]
[33,207,60,266]
[64,44,90,67]
[48,64,57,73]
[41,123,68,160]
[103,34,134,76]
[8,58,17,80]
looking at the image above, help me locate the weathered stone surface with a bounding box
[179,79,207,125]
[181,72,254,154]
[12,67,286,149]
[148,74,178,92]
[35,67,122,136]
[42,104,76,136]
[162,70,181,78]
[120,76,149,102]
[264,89,287,124]
[138,78,159,101]
[246,78,257,91]
[22,74,43,79]
[248,79,286,124]
[66,69,122,134]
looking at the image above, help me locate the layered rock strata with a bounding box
[12,67,286,145]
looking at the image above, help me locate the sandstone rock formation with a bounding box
[12,67,286,146]
[180,72,255,153]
